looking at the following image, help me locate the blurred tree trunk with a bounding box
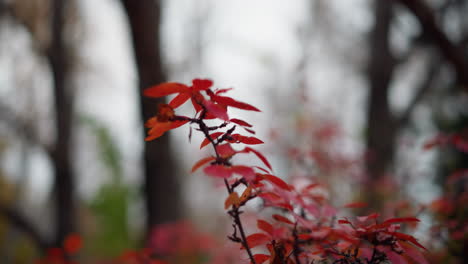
[0,0,78,250]
[48,0,77,246]
[120,0,182,236]
[364,0,396,210]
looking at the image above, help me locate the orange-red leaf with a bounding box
[258,192,282,202]
[276,202,294,211]
[213,95,261,112]
[357,213,380,222]
[272,214,294,225]
[232,166,256,181]
[230,118,253,127]
[400,241,428,264]
[225,192,240,209]
[170,119,189,129]
[261,174,290,190]
[240,186,253,202]
[338,219,352,225]
[144,82,190,98]
[169,93,191,108]
[257,219,274,236]
[191,156,215,173]
[204,165,232,178]
[244,233,270,249]
[388,232,427,250]
[217,143,236,158]
[192,79,213,91]
[200,132,224,149]
[230,134,264,145]
[242,147,272,171]
[145,122,172,141]
[204,101,229,120]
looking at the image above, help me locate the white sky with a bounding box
[0,0,439,223]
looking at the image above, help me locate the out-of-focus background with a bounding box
[0,0,467,263]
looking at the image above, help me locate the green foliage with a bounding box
[81,116,136,256]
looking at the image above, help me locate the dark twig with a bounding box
[0,204,48,252]
[194,108,257,264]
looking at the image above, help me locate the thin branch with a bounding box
[396,0,468,88]
[0,204,48,252]
[397,55,441,127]
[194,112,257,264]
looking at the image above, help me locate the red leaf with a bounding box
[343,202,368,209]
[254,166,269,173]
[338,219,352,225]
[383,217,420,225]
[145,122,173,141]
[240,186,253,202]
[169,93,191,108]
[215,88,233,94]
[257,219,274,236]
[388,232,427,250]
[261,174,290,190]
[170,119,189,129]
[63,233,82,255]
[191,156,215,173]
[217,143,237,158]
[191,97,203,113]
[230,118,253,127]
[385,250,409,264]
[204,101,229,120]
[144,82,190,98]
[400,241,428,264]
[244,127,256,134]
[231,166,256,181]
[200,132,224,149]
[203,165,232,178]
[225,192,240,209]
[192,79,213,91]
[357,213,380,222]
[252,254,270,264]
[272,214,294,225]
[230,134,264,145]
[257,192,282,202]
[241,147,272,171]
[212,95,261,112]
[276,202,293,211]
[244,233,270,249]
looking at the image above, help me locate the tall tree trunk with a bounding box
[364,0,397,210]
[48,0,76,246]
[120,0,182,237]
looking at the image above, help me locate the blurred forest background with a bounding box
[0,0,467,263]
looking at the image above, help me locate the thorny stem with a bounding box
[194,111,257,264]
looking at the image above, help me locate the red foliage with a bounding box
[142,78,428,264]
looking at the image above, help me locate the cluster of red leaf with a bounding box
[422,131,468,263]
[144,79,428,264]
[117,221,239,264]
[35,234,82,264]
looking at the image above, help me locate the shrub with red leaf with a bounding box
[143,78,428,264]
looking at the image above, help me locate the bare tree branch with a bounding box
[397,55,441,127]
[396,0,468,88]
[0,204,48,252]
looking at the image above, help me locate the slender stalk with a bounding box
[195,114,257,264]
